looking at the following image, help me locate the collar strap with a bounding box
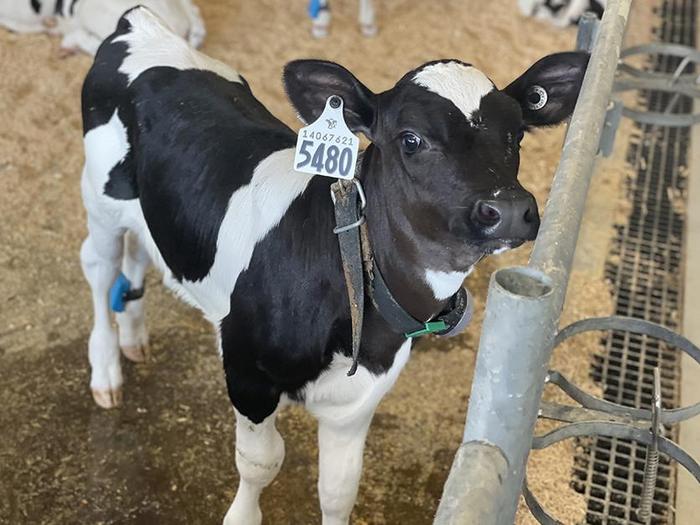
[369,264,473,339]
[331,178,367,376]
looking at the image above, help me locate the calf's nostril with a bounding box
[476,201,501,225]
[523,207,535,224]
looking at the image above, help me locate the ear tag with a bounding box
[293,95,360,180]
[526,85,548,111]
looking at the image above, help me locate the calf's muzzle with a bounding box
[471,189,540,241]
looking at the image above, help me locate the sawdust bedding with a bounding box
[0,0,654,523]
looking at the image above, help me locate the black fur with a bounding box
[30,0,41,14]
[589,0,605,18]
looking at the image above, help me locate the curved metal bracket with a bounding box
[614,42,700,126]
[545,369,700,425]
[523,316,700,523]
[524,422,700,523]
[554,315,700,364]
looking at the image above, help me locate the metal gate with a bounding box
[433,1,700,523]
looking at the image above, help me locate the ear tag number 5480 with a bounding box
[294,96,359,180]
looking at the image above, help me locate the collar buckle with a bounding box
[405,320,449,339]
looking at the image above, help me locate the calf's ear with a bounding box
[504,51,589,127]
[283,60,376,138]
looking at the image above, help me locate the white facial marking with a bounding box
[424,269,472,301]
[412,61,494,121]
[115,6,238,85]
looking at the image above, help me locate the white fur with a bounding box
[115,231,150,358]
[80,220,124,406]
[224,409,285,525]
[412,62,494,121]
[0,0,206,55]
[309,341,411,524]
[0,1,52,33]
[83,110,130,195]
[518,0,604,28]
[424,269,471,301]
[115,7,231,84]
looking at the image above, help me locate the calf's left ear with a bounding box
[504,51,589,127]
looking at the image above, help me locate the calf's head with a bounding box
[284,52,588,271]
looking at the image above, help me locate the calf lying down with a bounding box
[0,0,204,54]
[80,7,588,523]
[518,0,607,27]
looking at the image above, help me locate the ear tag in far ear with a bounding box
[294,95,360,180]
[526,85,548,111]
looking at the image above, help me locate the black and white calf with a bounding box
[518,0,607,27]
[0,0,205,54]
[80,7,587,524]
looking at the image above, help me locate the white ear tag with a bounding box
[293,95,360,180]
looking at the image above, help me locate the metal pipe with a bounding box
[462,267,556,524]
[433,441,509,525]
[434,1,632,523]
[529,0,632,287]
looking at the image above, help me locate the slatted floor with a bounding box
[571,0,695,523]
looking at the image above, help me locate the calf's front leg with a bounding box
[309,340,412,525]
[317,410,374,525]
[223,409,285,525]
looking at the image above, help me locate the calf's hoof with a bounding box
[311,23,329,38]
[41,16,58,29]
[121,343,150,363]
[92,387,123,409]
[360,23,377,37]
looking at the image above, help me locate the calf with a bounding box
[80,7,588,524]
[0,0,205,54]
[518,0,607,27]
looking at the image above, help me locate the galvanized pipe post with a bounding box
[434,2,632,524]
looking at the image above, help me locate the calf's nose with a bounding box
[472,190,540,241]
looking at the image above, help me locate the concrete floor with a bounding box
[677,35,700,522]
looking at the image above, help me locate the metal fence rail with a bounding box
[435,0,700,523]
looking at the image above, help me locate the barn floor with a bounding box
[0,1,653,524]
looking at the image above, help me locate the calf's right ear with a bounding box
[283,60,377,139]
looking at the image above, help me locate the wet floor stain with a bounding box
[0,327,460,525]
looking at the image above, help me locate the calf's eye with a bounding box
[401,132,422,154]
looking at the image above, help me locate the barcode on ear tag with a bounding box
[293,96,360,180]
